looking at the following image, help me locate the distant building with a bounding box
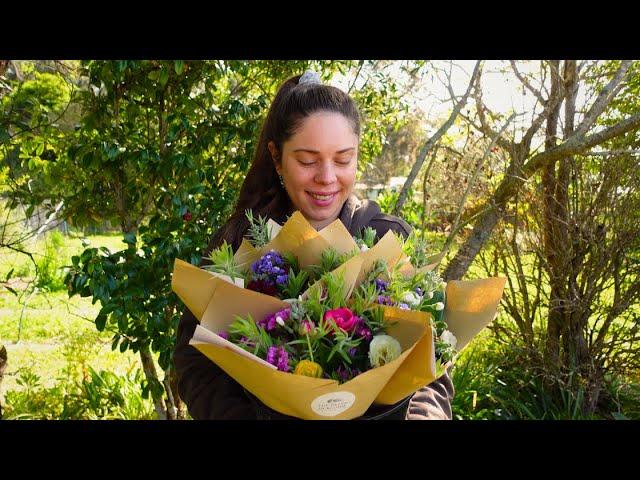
[354,176,407,201]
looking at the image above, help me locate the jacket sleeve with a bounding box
[405,364,455,420]
[173,305,256,420]
[369,214,455,421]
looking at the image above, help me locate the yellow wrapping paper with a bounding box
[172,211,506,419]
[173,257,434,420]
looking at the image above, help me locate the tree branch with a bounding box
[393,60,482,215]
[573,61,633,137]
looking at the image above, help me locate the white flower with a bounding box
[402,291,422,307]
[360,244,370,252]
[276,316,285,326]
[424,290,434,300]
[440,330,457,349]
[368,335,402,368]
[440,281,448,290]
[434,302,445,311]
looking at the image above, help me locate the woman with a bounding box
[173,70,454,420]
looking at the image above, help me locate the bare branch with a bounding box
[510,60,546,105]
[573,60,633,137]
[393,61,483,215]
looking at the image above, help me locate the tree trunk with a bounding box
[139,346,168,420]
[0,345,6,419]
[542,61,565,370]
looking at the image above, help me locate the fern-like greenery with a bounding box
[245,209,271,248]
[202,241,243,281]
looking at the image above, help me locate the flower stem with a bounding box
[306,332,314,363]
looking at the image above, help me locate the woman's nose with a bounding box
[314,162,337,185]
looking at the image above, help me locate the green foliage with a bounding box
[376,188,426,229]
[3,60,421,415]
[282,267,309,299]
[354,226,377,249]
[305,247,355,282]
[245,209,271,248]
[228,313,273,358]
[202,241,243,280]
[4,364,155,420]
[3,328,155,420]
[450,333,640,420]
[34,230,67,291]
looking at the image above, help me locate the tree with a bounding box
[4,60,403,419]
[444,60,640,281]
[471,60,640,416]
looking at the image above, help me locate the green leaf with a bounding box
[612,412,630,420]
[4,286,18,296]
[159,69,169,87]
[123,232,136,245]
[174,60,185,75]
[95,312,107,331]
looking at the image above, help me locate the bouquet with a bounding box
[172,211,506,419]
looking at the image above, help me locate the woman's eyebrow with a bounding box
[292,147,356,154]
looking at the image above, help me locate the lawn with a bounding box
[0,230,157,419]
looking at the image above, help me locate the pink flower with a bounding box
[299,319,316,335]
[323,307,359,333]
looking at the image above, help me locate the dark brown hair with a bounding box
[208,73,361,252]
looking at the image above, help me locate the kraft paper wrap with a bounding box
[171,211,505,419]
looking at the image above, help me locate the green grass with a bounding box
[0,230,157,419]
[1,230,127,282]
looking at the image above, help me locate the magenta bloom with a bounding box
[356,324,372,341]
[258,308,291,332]
[324,307,359,333]
[217,330,229,340]
[301,319,315,334]
[266,345,290,372]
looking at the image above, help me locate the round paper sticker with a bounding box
[310,391,356,417]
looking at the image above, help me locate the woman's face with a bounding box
[271,112,358,230]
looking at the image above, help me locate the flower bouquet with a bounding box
[172,212,506,419]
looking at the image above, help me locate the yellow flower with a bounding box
[294,360,324,378]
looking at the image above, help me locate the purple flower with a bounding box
[217,331,229,340]
[398,303,410,310]
[267,346,278,364]
[266,345,290,372]
[258,308,291,332]
[250,251,290,294]
[336,365,350,382]
[348,347,358,358]
[335,365,361,382]
[414,286,424,296]
[375,278,389,293]
[377,295,394,306]
[276,349,289,372]
[356,324,373,342]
